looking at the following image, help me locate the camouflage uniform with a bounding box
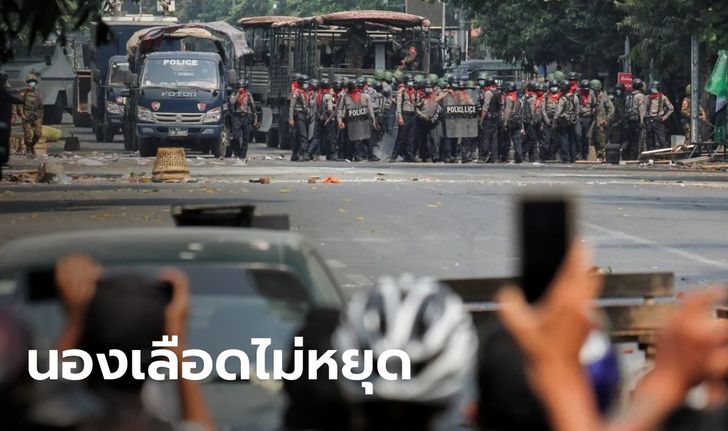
[680,96,706,142]
[593,91,614,160]
[20,85,43,156]
[641,93,674,150]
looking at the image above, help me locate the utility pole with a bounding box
[690,35,700,145]
[624,36,631,73]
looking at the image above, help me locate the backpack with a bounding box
[625,92,640,121]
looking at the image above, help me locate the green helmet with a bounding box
[590,79,602,91]
[373,69,385,80]
[437,78,447,88]
[443,72,453,81]
[546,73,554,81]
[427,73,439,83]
[392,69,404,81]
[466,80,478,89]
[384,71,393,82]
[477,71,489,80]
[553,70,565,81]
[413,74,425,83]
[366,77,376,86]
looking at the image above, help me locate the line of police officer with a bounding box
[280,70,674,163]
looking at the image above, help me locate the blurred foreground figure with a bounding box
[496,243,728,431]
[333,274,478,431]
[51,255,216,431]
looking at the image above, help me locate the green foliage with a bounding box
[453,0,625,73]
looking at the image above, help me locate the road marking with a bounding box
[583,222,728,269]
[346,274,372,286]
[326,259,347,269]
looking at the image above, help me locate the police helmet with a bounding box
[579,79,591,90]
[355,76,367,87]
[613,82,625,92]
[553,71,566,81]
[560,79,572,92]
[632,78,644,90]
[373,69,386,81]
[466,80,478,90]
[526,81,538,91]
[423,79,433,88]
[26,73,39,83]
[567,71,579,81]
[235,78,249,88]
[320,78,331,89]
[538,82,548,92]
[309,78,320,89]
[332,79,342,91]
[648,81,661,91]
[504,81,517,92]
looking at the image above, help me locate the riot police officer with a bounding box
[609,82,627,153]
[541,80,562,161]
[19,73,43,157]
[318,78,337,160]
[522,81,545,162]
[338,77,377,162]
[576,79,597,160]
[499,81,524,163]
[229,79,256,160]
[554,79,578,163]
[479,76,501,162]
[394,74,418,162]
[623,78,646,159]
[416,79,443,162]
[642,81,674,150]
[288,74,311,161]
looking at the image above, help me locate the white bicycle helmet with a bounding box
[333,274,477,406]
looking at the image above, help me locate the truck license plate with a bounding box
[169,128,188,137]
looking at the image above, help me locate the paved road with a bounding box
[2,121,728,292]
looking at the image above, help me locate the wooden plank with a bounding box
[442,272,674,303]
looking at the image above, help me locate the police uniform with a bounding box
[416,90,443,162]
[623,89,646,160]
[593,90,614,160]
[499,90,524,163]
[229,85,256,159]
[319,89,337,160]
[337,88,376,162]
[288,86,310,161]
[554,91,578,163]
[541,91,561,161]
[395,86,419,162]
[576,89,597,160]
[609,91,628,154]
[19,76,43,156]
[641,92,674,150]
[479,87,501,162]
[522,92,545,162]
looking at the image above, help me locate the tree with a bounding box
[0,0,128,62]
[617,0,728,80]
[453,0,626,76]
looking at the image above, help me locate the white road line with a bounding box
[346,274,372,286]
[583,222,728,269]
[325,259,348,269]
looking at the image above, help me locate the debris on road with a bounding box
[37,161,64,183]
[152,148,192,183]
[249,177,271,184]
[322,176,341,184]
[7,170,38,183]
[308,176,320,184]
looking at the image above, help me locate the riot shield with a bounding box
[444,92,479,138]
[345,102,372,142]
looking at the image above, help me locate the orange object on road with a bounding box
[322,176,341,184]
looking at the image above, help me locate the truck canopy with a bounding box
[127,22,252,67]
[271,10,430,29]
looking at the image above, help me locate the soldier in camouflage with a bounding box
[521,81,545,162]
[623,78,646,160]
[590,79,614,161]
[541,80,562,161]
[680,84,706,142]
[576,79,597,160]
[19,73,43,157]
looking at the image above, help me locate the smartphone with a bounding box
[519,195,574,303]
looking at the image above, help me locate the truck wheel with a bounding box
[94,120,104,142]
[266,128,279,148]
[211,126,230,158]
[102,124,115,143]
[139,137,157,157]
[43,100,64,125]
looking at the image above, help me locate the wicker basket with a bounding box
[152,147,191,182]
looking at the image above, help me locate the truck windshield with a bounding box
[141,59,219,90]
[108,62,129,85]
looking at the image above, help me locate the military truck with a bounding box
[0,43,76,125]
[238,10,441,149]
[88,15,179,142]
[121,23,250,156]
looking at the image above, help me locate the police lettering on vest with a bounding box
[347,107,369,118]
